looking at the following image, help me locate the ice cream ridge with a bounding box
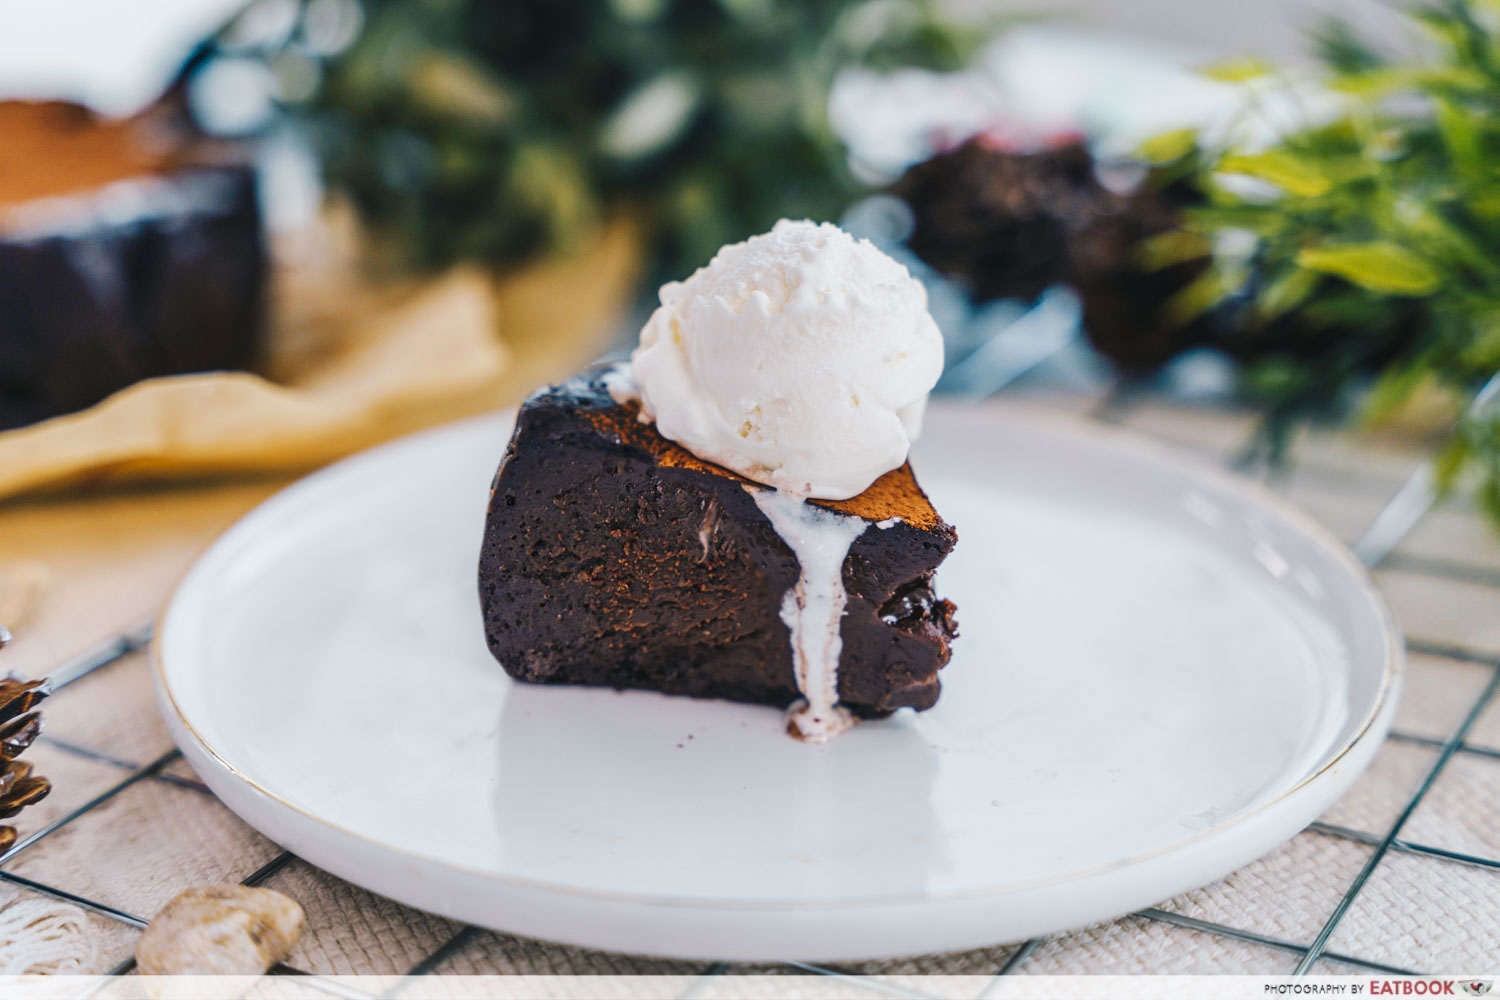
[479,219,958,741]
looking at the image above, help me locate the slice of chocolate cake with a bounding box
[478,371,958,732]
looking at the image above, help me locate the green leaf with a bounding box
[1434,96,1482,174]
[409,53,514,124]
[1406,208,1497,280]
[1139,128,1198,164]
[1434,432,1469,493]
[1242,358,1310,402]
[1461,310,1500,369]
[1163,271,1228,327]
[1187,202,1285,237]
[1253,267,1320,321]
[1134,229,1211,272]
[1315,18,1386,74]
[1294,243,1443,295]
[1411,65,1494,93]
[1327,68,1414,97]
[1363,365,1429,424]
[1330,63,1488,97]
[1480,471,1500,528]
[1217,151,1333,198]
[1469,191,1500,223]
[1198,57,1274,82]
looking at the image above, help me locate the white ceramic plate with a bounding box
[155,404,1402,961]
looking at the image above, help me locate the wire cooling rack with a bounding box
[2,376,1498,996]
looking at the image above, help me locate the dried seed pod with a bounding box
[0,710,43,760]
[0,760,50,819]
[0,648,49,851]
[0,677,49,725]
[0,758,31,797]
[136,885,307,977]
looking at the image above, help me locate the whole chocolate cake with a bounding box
[0,101,265,430]
[478,220,959,741]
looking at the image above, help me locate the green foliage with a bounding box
[1153,0,1500,528]
[234,0,978,281]
[1294,244,1443,296]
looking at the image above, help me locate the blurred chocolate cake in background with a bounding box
[893,138,1107,305]
[0,100,265,431]
[892,137,1211,371]
[1062,169,1213,371]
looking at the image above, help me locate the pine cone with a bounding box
[0,628,50,854]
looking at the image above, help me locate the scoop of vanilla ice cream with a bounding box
[629,219,944,500]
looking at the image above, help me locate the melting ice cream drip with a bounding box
[750,487,869,742]
[611,360,871,741]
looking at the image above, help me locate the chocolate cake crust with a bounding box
[478,372,958,718]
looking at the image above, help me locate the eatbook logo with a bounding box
[1462,983,1493,997]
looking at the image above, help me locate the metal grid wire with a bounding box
[1,384,1497,998]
